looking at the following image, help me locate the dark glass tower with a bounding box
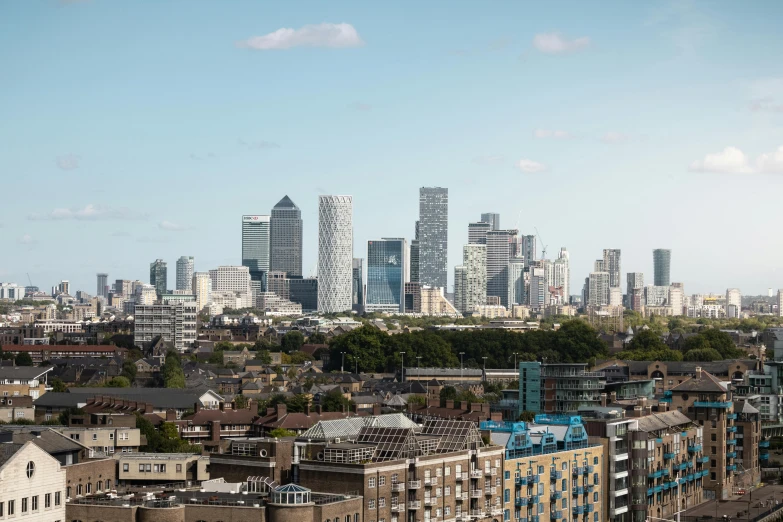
[149,259,167,297]
[653,249,671,286]
[418,187,448,289]
[269,195,303,277]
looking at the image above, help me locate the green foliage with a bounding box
[321,388,351,412]
[519,410,536,422]
[7,418,36,425]
[308,332,327,344]
[120,361,137,381]
[162,351,186,388]
[255,350,272,364]
[699,329,744,359]
[234,394,248,409]
[627,330,668,352]
[269,427,297,438]
[288,351,314,364]
[136,414,200,453]
[41,418,64,426]
[207,350,224,365]
[683,348,723,362]
[51,378,67,393]
[407,394,426,405]
[105,376,131,388]
[58,407,84,426]
[14,352,33,366]
[616,347,683,361]
[439,386,458,401]
[281,331,305,353]
[110,334,136,349]
[285,394,311,413]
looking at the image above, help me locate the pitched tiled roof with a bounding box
[670,370,727,393]
[636,411,693,432]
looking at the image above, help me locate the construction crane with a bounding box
[534,227,548,260]
[27,273,33,287]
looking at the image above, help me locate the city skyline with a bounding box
[4,1,783,295]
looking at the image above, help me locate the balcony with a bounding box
[572,487,584,496]
[727,465,736,472]
[530,495,540,505]
[726,439,737,446]
[727,426,737,433]
[647,488,653,496]
[664,452,675,460]
[392,483,406,492]
[587,485,595,493]
[676,462,688,471]
[573,467,584,475]
[425,477,438,486]
[727,451,736,459]
[470,510,484,518]
[686,474,694,482]
[693,401,732,408]
[408,501,421,510]
[470,490,482,498]
[550,511,563,520]
[573,506,585,515]
[700,456,710,463]
[519,518,528,522]
[585,505,594,513]
[485,487,497,496]
[760,440,771,448]
[688,445,702,453]
[550,471,562,481]
[585,465,594,474]
[424,497,436,506]
[530,517,540,522]
[529,475,540,484]
[663,483,670,491]
[551,491,562,500]
[648,470,662,479]
[761,452,770,460]
[661,468,670,476]
[653,485,663,493]
[391,504,405,512]
[409,481,422,489]
[515,497,529,507]
[456,472,468,481]
[490,468,498,476]
[460,492,468,501]
[727,413,737,420]
[470,469,483,479]
[655,437,663,443]
[516,476,529,486]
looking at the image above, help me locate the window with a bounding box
[504,509,510,521]
[436,487,442,498]
[86,483,91,494]
[109,433,114,440]
[445,466,450,476]
[26,461,35,478]
[45,494,51,508]
[106,480,111,490]
[593,457,598,465]
[77,485,83,496]
[92,433,98,441]
[445,486,451,496]
[66,487,71,498]
[594,492,598,502]
[160,464,166,473]
[369,477,376,488]
[538,466,544,474]
[392,473,399,483]
[379,476,386,486]
[123,464,129,472]
[22,498,28,513]
[711,472,716,480]
[504,471,510,480]
[8,500,14,516]
[562,479,567,490]
[379,498,386,508]
[145,464,151,472]
[176,464,182,472]
[32,496,38,511]
[436,468,442,477]
[368,499,376,510]
[154,464,160,473]
[561,462,567,470]
[0,501,4,517]
[495,459,500,468]
[139,464,145,472]
[445,507,451,516]
[504,489,510,502]
[455,464,462,474]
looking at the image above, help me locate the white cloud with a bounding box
[756,146,783,174]
[17,234,36,245]
[56,154,80,170]
[238,139,280,150]
[532,32,590,54]
[472,155,505,166]
[28,204,147,221]
[348,102,372,112]
[237,23,364,50]
[600,132,628,144]
[158,220,189,231]
[533,129,573,139]
[515,159,547,173]
[689,146,755,174]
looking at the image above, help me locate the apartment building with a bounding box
[483,415,604,522]
[0,395,34,422]
[60,426,142,457]
[298,418,505,522]
[518,363,606,415]
[0,345,124,364]
[592,360,754,394]
[133,301,197,352]
[0,440,67,522]
[116,453,210,486]
[0,366,52,400]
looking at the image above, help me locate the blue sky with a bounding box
[2,0,783,296]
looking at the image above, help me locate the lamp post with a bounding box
[417,356,422,380]
[512,352,519,370]
[460,352,465,382]
[341,352,345,374]
[400,351,405,383]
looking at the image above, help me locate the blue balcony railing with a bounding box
[686,474,694,482]
[664,452,675,460]
[550,511,563,520]
[515,497,528,507]
[573,467,584,475]
[585,465,594,474]
[647,488,653,496]
[727,426,737,433]
[700,456,710,463]
[648,470,662,479]
[573,506,585,515]
[655,438,663,443]
[677,462,688,471]
[688,445,702,453]
[760,440,771,448]
[726,439,737,446]
[727,413,737,420]
[516,476,529,486]
[585,505,594,513]
[550,471,562,481]
[693,401,732,408]
[551,491,562,500]
[761,452,769,460]
[530,496,540,504]
[687,461,694,468]
[727,465,736,472]
[654,485,663,493]
[727,451,736,459]
[572,487,584,496]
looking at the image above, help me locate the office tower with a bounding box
[626,273,644,309]
[454,244,486,313]
[726,288,741,318]
[317,195,353,313]
[645,285,669,306]
[267,271,290,300]
[778,290,783,317]
[508,257,526,305]
[609,287,623,306]
[529,267,548,308]
[149,259,167,297]
[352,258,364,313]
[653,249,672,286]
[521,235,537,268]
[553,248,570,303]
[289,277,318,312]
[242,214,271,294]
[409,222,420,283]
[0,283,25,300]
[404,282,422,313]
[486,229,517,307]
[669,285,684,315]
[134,284,157,306]
[209,266,252,294]
[594,259,605,272]
[602,249,621,288]
[467,221,491,245]
[587,272,610,306]
[269,195,303,277]
[57,280,70,295]
[418,187,448,288]
[509,235,523,258]
[480,212,500,231]
[176,256,194,292]
[96,273,108,299]
[192,272,211,312]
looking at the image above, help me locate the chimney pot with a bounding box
[696,367,702,379]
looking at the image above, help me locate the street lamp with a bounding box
[400,351,405,383]
[417,356,422,380]
[512,352,519,370]
[460,352,465,382]
[341,352,345,374]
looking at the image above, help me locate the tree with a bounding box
[439,386,458,401]
[105,376,131,388]
[269,427,297,438]
[289,351,315,364]
[627,330,668,352]
[207,351,224,365]
[58,407,84,426]
[281,331,305,353]
[51,378,67,393]
[519,411,536,422]
[14,352,33,366]
[285,394,311,413]
[120,361,137,381]
[308,332,327,344]
[162,351,186,388]
[700,329,744,359]
[255,350,272,364]
[234,394,248,409]
[321,388,351,412]
[682,335,711,353]
[683,348,723,362]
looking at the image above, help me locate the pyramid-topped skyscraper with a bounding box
[270,195,303,277]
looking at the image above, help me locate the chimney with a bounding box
[267,407,275,416]
[166,409,176,421]
[194,402,201,413]
[659,402,668,412]
[211,420,221,441]
[633,406,643,418]
[219,402,226,412]
[445,400,455,409]
[610,392,617,404]
[637,396,647,409]
[350,403,358,414]
[275,403,287,418]
[600,394,607,407]
[407,402,414,413]
[696,367,702,379]
[315,404,322,414]
[372,403,381,416]
[304,402,311,416]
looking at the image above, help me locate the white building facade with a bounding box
[317,196,353,313]
[191,272,212,312]
[0,441,66,522]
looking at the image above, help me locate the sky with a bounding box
[2,0,783,296]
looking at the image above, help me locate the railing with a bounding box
[529,495,540,504]
[424,497,436,506]
[648,470,662,479]
[585,505,594,513]
[425,477,438,486]
[550,471,562,480]
[700,456,710,463]
[727,465,736,472]
[760,440,770,448]
[392,483,406,492]
[727,426,737,433]
[550,511,563,520]
[470,469,482,479]
[409,481,422,489]
[515,497,528,507]
[664,452,675,460]
[727,413,737,420]
[585,465,594,474]
[551,491,562,500]
[470,490,483,498]
[391,504,405,512]
[572,487,584,496]
[573,506,584,515]
[516,476,529,486]
[460,492,468,501]
[408,501,421,509]
[726,439,737,446]
[485,487,497,496]
[693,401,732,408]
[470,510,484,518]
[573,466,584,475]
[688,445,702,452]
[456,472,468,481]
[727,451,736,459]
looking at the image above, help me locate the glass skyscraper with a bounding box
[176,256,194,292]
[366,239,406,313]
[480,212,500,231]
[486,229,517,308]
[149,259,167,297]
[418,187,448,289]
[269,195,303,277]
[242,215,271,292]
[653,249,671,287]
[352,258,364,313]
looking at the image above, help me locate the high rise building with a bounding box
[192,272,211,312]
[726,288,741,318]
[508,257,526,305]
[529,267,548,308]
[645,285,670,306]
[418,187,448,288]
[453,265,466,313]
[553,248,570,303]
[778,290,783,317]
[653,248,672,286]
[456,244,487,314]
[366,239,407,313]
[149,259,167,297]
[133,301,197,352]
[242,215,271,293]
[467,221,491,245]
[269,195,303,277]
[509,235,523,259]
[317,195,353,313]
[176,256,194,292]
[96,273,108,299]
[588,272,610,306]
[521,234,536,268]
[352,258,364,313]
[626,272,645,309]
[669,284,684,315]
[289,277,318,312]
[480,212,500,231]
[57,280,70,296]
[486,229,517,307]
[409,222,420,283]
[602,248,621,288]
[209,266,252,294]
